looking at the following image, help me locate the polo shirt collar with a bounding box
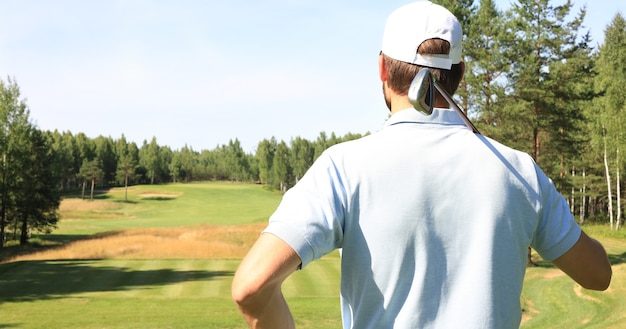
[384,107,466,128]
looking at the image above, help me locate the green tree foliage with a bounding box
[94,136,117,185]
[508,0,587,170]
[587,13,626,228]
[117,154,137,202]
[219,139,251,182]
[15,128,60,244]
[290,137,315,184]
[45,130,76,190]
[463,0,510,132]
[256,138,277,185]
[273,141,291,192]
[139,137,165,184]
[78,159,103,201]
[0,78,60,246]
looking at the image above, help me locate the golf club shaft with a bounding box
[433,81,480,134]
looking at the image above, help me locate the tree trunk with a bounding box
[603,128,613,229]
[0,199,4,248]
[580,169,586,225]
[124,174,129,201]
[90,177,95,200]
[570,167,575,213]
[0,216,4,248]
[532,127,540,163]
[81,180,86,200]
[617,148,621,230]
[19,212,28,245]
[1,153,6,248]
[591,196,597,219]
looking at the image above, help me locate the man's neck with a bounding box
[390,96,449,115]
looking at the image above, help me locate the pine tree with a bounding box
[502,0,588,177]
[0,78,60,246]
[463,0,510,135]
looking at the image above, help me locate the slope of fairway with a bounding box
[58,182,283,235]
[521,264,626,329]
[520,228,626,329]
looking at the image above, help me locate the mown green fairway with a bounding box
[0,258,341,328]
[1,182,625,328]
[521,265,626,329]
[57,182,282,235]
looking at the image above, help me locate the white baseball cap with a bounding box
[381,1,462,70]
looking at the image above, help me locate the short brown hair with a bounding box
[383,38,463,97]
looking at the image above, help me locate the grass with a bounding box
[1,259,240,328]
[0,181,625,328]
[520,264,626,328]
[0,258,341,329]
[57,182,281,235]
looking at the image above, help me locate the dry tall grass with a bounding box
[7,223,266,262]
[59,198,134,220]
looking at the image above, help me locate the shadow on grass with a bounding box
[140,196,177,201]
[61,188,113,200]
[113,199,139,204]
[608,251,626,265]
[0,260,233,303]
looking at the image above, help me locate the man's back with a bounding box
[297,108,580,328]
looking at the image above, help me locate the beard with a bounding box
[382,83,391,111]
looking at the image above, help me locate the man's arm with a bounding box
[551,230,612,291]
[231,232,302,329]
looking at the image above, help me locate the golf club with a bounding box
[408,68,480,134]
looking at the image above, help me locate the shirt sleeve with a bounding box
[531,167,581,261]
[263,150,346,268]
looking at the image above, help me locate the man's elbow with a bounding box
[582,266,612,291]
[231,276,260,308]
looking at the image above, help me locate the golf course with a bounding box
[1,182,625,328]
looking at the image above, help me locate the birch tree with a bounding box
[593,13,626,229]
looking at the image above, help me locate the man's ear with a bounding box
[460,61,466,80]
[379,54,388,82]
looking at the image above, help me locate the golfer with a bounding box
[232,1,612,328]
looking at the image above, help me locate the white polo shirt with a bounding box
[265,107,580,328]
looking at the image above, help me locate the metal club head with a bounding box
[408,67,481,134]
[408,68,435,115]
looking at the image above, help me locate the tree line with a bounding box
[0,76,363,247]
[1,0,626,247]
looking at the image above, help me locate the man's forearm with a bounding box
[232,233,301,328]
[552,231,612,291]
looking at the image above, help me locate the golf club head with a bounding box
[408,68,434,115]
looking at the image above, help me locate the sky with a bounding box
[0,0,624,153]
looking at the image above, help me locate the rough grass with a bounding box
[6,223,266,262]
[1,181,281,263]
